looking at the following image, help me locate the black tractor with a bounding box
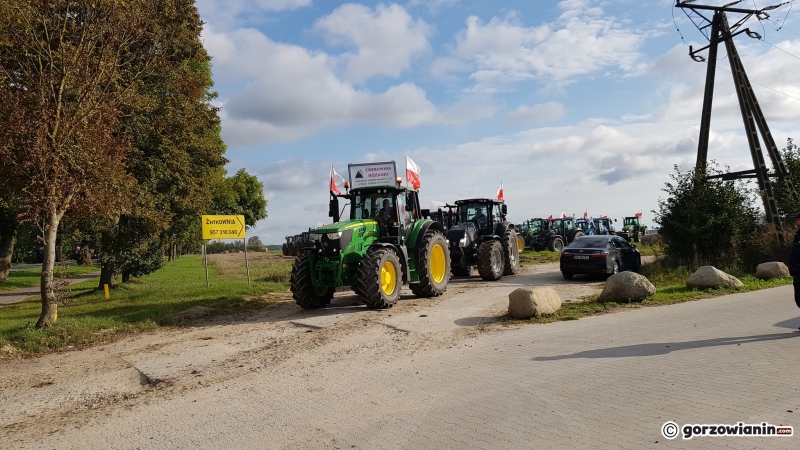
[445,199,520,280]
[530,217,585,253]
[432,204,459,231]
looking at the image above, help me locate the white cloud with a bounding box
[436,1,647,92]
[505,102,566,122]
[314,3,432,83]
[202,25,439,146]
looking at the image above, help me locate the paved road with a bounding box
[0,273,100,306]
[13,282,800,449]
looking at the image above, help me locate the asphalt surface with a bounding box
[10,280,800,449]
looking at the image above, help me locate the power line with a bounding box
[758,37,800,59]
[717,66,800,101]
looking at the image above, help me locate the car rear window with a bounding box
[569,238,608,249]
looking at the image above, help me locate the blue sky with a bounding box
[194,0,800,244]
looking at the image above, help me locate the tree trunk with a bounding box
[99,215,119,289]
[36,212,63,328]
[0,233,15,282]
[81,246,92,266]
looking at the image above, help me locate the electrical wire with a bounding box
[717,66,800,101]
[758,37,800,59]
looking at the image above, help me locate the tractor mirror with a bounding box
[421,208,430,218]
[501,204,508,215]
[328,198,339,221]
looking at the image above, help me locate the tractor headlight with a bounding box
[459,237,467,247]
[326,232,342,240]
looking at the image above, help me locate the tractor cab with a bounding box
[590,217,615,235]
[454,198,507,237]
[622,217,641,231]
[433,204,459,231]
[617,216,647,242]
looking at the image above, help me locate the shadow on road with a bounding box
[533,332,800,361]
[773,316,800,330]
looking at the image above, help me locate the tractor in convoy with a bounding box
[432,204,459,231]
[294,228,316,256]
[445,199,520,280]
[290,161,450,309]
[616,215,648,242]
[523,218,549,250]
[529,216,585,253]
[282,235,296,256]
[589,217,615,235]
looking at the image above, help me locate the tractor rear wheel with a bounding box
[477,240,503,281]
[290,254,334,309]
[548,237,564,253]
[516,235,525,253]
[410,231,450,297]
[451,265,472,277]
[355,247,402,309]
[503,230,520,276]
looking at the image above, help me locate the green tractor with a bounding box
[445,199,520,280]
[616,216,648,242]
[529,217,584,252]
[290,161,450,309]
[525,218,549,250]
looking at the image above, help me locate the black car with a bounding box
[560,235,641,280]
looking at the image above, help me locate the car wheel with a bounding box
[606,260,620,279]
[562,272,573,280]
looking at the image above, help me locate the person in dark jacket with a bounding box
[790,213,800,309]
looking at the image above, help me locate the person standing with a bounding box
[790,213,800,312]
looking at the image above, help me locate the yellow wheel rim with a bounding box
[381,261,397,295]
[430,244,446,283]
[517,237,524,252]
[313,286,329,296]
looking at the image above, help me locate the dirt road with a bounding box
[0,261,605,447]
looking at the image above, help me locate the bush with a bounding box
[655,164,760,269]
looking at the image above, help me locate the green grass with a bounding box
[0,264,101,292]
[0,255,292,355]
[519,250,561,264]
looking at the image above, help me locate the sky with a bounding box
[194,0,800,244]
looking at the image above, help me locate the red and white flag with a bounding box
[330,166,345,195]
[601,214,608,219]
[497,182,504,202]
[583,210,588,219]
[406,156,421,190]
[547,214,553,220]
[634,210,642,217]
[561,211,566,219]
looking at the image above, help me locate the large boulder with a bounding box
[599,271,656,302]
[686,266,743,289]
[755,262,790,280]
[508,287,561,319]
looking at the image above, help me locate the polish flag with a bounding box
[634,210,642,217]
[497,182,504,202]
[561,211,566,219]
[601,214,608,219]
[406,156,421,190]
[330,166,345,195]
[583,210,588,219]
[547,214,553,220]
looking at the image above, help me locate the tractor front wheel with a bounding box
[477,240,503,281]
[548,237,564,253]
[355,247,402,309]
[290,254,334,309]
[410,231,450,297]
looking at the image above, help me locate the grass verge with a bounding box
[514,259,792,324]
[0,264,101,293]
[0,255,292,355]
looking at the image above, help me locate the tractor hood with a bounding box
[314,219,378,235]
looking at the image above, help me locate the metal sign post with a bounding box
[244,238,251,285]
[204,241,209,287]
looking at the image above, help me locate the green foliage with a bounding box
[0,264,100,293]
[772,138,800,219]
[212,168,268,228]
[655,164,760,269]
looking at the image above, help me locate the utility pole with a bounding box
[675,1,794,242]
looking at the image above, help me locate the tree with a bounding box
[0,206,17,281]
[97,0,228,284]
[772,138,800,220]
[247,236,265,252]
[655,164,760,268]
[213,169,268,227]
[0,0,162,327]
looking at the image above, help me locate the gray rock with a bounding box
[755,262,789,280]
[599,271,656,301]
[508,287,561,319]
[686,266,743,289]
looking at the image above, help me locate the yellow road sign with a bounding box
[202,215,246,240]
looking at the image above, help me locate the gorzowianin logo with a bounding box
[662,421,793,440]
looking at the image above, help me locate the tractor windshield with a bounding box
[623,217,639,230]
[352,191,396,222]
[529,220,545,234]
[459,203,490,229]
